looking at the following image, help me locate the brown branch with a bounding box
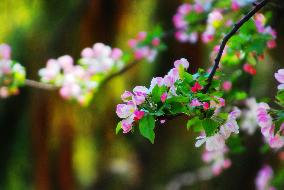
[100,60,139,86]
[25,79,58,90]
[203,0,270,93]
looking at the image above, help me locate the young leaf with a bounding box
[116,122,122,134]
[139,115,156,144]
[202,118,219,136]
[187,116,201,130]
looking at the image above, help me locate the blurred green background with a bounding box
[0,0,284,190]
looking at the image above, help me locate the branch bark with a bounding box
[25,79,57,90]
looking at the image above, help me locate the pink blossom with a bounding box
[275,69,284,90]
[269,134,284,149]
[137,31,147,41]
[121,91,133,102]
[164,68,180,87]
[190,99,202,107]
[152,38,160,47]
[0,44,11,60]
[134,47,149,60]
[128,39,137,48]
[194,4,204,13]
[201,32,214,43]
[203,102,210,110]
[202,145,231,176]
[121,117,134,133]
[173,14,187,29]
[174,58,189,69]
[257,103,272,128]
[149,77,164,91]
[116,103,136,119]
[191,82,202,93]
[255,165,274,190]
[81,47,94,58]
[161,92,167,103]
[111,48,123,60]
[231,1,240,11]
[222,81,232,91]
[178,4,192,15]
[134,110,145,121]
[267,40,276,49]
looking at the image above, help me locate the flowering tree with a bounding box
[1,0,284,188]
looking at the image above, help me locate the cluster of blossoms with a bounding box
[116,58,190,134]
[196,108,241,175]
[201,10,223,43]
[256,102,284,149]
[128,31,164,63]
[254,13,277,49]
[39,43,123,105]
[173,3,200,43]
[255,165,275,190]
[0,44,26,98]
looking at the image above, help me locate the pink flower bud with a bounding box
[160,92,167,103]
[128,39,137,48]
[151,38,160,47]
[111,48,123,60]
[222,81,232,91]
[81,47,94,58]
[137,32,147,41]
[134,110,145,121]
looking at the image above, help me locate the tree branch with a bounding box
[203,0,270,93]
[25,79,57,90]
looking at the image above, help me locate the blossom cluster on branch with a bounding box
[0,44,26,98]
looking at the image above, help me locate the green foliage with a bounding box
[139,115,156,144]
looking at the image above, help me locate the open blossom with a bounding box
[173,3,201,43]
[255,165,275,190]
[116,86,149,133]
[202,10,223,43]
[254,13,277,49]
[222,81,232,91]
[174,58,189,69]
[241,98,259,135]
[256,102,284,149]
[202,146,231,176]
[275,69,284,90]
[80,43,123,74]
[39,55,98,105]
[195,133,226,152]
[128,31,161,62]
[196,108,241,151]
[0,44,11,60]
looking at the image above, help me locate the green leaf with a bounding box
[139,115,156,144]
[151,85,167,103]
[166,96,189,103]
[116,122,122,134]
[187,116,201,130]
[202,118,219,136]
[183,72,194,83]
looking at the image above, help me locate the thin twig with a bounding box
[100,60,139,86]
[25,79,57,90]
[203,0,270,93]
